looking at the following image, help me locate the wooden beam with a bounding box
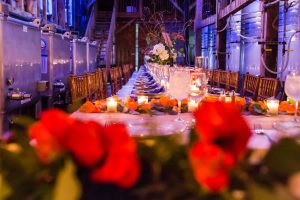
[219,0,255,20]
[189,1,196,11]
[116,18,135,34]
[169,0,184,14]
[87,0,95,10]
[194,14,216,29]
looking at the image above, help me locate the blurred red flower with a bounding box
[189,142,233,192]
[190,102,251,192]
[64,121,105,167]
[38,109,76,143]
[29,109,140,188]
[194,102,251,162]
[29,122,62,164]
[91,124,140,188]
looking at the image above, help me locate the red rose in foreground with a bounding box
[91,124,140,188]
[29,109,140,188]
[38,109,76,143]
[29,122,62,164]
[189,102,251,192]
[194,102,251,162]
[64,121,105,167]
[189,142,233,192]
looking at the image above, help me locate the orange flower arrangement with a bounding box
[248,101,268,115]
[126,99,138,111]
[279,101,300,114]
[94,100,107,111]
[159,96,171,107]
[140,103,151,111]
[79,101,100,113]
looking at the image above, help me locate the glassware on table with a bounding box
[189,72,208,103]
[285,70,300,122]
[169,68,191,122]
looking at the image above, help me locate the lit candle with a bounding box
[188,100,198,112]
[219,94,226,102]
[267,99,279,116]
[107,98,117,112]
[165,82,170,90]
[225,96,232,103]
[190,85,200,93]
[161,80,166,87]
[138,96,148,105]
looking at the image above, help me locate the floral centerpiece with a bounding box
[146,43,177,65]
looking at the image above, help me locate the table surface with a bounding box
[72,70,299,150]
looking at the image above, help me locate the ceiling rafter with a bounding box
[169,0,184,14]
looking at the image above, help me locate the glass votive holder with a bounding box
[188,100,198,112]
[267,99,279,116]
[138,96,148,105]
[107,98,117,112]
[219,94,226,102]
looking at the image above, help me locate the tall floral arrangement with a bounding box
[146,43,177,65]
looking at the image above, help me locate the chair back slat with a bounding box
[257,78,279,100]
[219,71,229,90]
[229,71,239,92]
[69,74,88,103]
[212,70,221,87]
[243,73,260,100]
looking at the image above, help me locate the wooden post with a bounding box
[139,0,143,17]
[52,0,58,24]
[194,0,203,57]
[261,1,279,78]
[184,0,190,64]
[42,0,46,20]
[57,0,66,28]
[216,0,227,70]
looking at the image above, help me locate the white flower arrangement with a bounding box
[147,43,178,65]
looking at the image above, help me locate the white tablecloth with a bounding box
[71,111,297,150]
[72,68,299,149]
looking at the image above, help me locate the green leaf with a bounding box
[52,159,81,200]
[263,138,300,180]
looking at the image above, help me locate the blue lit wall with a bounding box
[201,24,216,69]
[240,1,262,75]
[226,11,241,72]
[277,0,300,79]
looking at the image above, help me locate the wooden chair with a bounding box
[257,77,279,100]
[228,71,239,92]
[212,70,221,87]
[86,72,98,100]
[242,73,260,100]
[101,68,108,98]
[205,69,214,85]
[110,68,122,95]
[95,69,104,99]
[69,74,88,103]
[219,70,229,90]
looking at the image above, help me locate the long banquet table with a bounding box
[72,69,297,150]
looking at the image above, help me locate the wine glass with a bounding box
[285,70,300,122]
[189,72,208,103]
[169,68,191,122]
